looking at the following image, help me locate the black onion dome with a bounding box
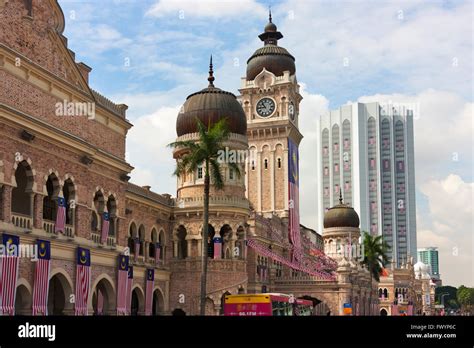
[176,57,247,137]
[246,12,295,80]
[323,194,360,229]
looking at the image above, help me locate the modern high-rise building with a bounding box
[418,247,440,280]
[316,102,417,266]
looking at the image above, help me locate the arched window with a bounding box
[378,288,383,298]
[128,222,137,254]
[43,174,60,221]
[277,158,282,169]
[158,230,165,262]
[149,228,157,258]
[207,225,215,258]
[63,179,75,226]
[219,224,233,259]
[92,191,105,234]
[107,195,117,237]
[384,288,388,299]
[138,225,145,256]
[11,160,34,216]
[177,225,187,259]
[264,159,268,170]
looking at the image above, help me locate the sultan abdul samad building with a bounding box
[0,0,378,315]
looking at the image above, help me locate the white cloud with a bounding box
[146,0,267,19]
[127,106,179,195]
[418,175,473,286]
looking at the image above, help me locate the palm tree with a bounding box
[360,232,389,314]
[169,118,240,315]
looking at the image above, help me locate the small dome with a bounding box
[246,45,295,80]
[176,57,247,137]
[323,195,360,229]
[246,13,296,81]
[264,21,277,32]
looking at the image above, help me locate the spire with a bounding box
[259,9,283,44]
[207,55,215,87]
[339,191,343,205]
[269,6,272,23]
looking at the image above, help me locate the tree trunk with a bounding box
[200,161,210,315]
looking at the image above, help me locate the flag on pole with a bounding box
[54,197,66,234]
[145,269,154,316]
[100,211,110,244]
[116,255,129,315]
[134,238,140,262]
[75,247,91,316]
[0,234,20,315]
[155,243,161,266]
[213,237,222,259]
[32,240,51,315]
[288,139,302,261]
[126,266,133,315]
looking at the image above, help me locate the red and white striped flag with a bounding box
[213,237,222,259]
[100,211,110,244]
[0,234,20,315]
[32,240,51,315]
[116,256,129,315]
[145,269,154,316]
[75,248,91,316]
[54,197,66,234]
[288,140,302,261]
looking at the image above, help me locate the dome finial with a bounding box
[339,191,343,205]
[208,55,215,87]
[269,6,272,23]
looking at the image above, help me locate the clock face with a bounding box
[256,98,276,117]
[289,102,295,120]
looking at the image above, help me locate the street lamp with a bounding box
[440,293,449,307]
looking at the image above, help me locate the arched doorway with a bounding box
[92,277,115,315]
[152,288,164,315]
[47,272,73,315]
[380,308,388,316]
[131,286,144,316]
[176,225,187,259]
[15,283,32,315]
[172,308,186,316]
[205,297,215,315]
[220,292,231,315]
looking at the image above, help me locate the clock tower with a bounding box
[240,12,303,219]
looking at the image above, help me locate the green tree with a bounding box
[435,285,458,308]
[457,285,474,314]
[360,232,390,312]
[169,118,239,315]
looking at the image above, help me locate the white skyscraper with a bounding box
[316,102,417,266]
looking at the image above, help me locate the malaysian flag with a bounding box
[116,255,129,315]
[126,266,133,315]
[134,238,140,262]
[288,139,302,261]
[145,269,154,316]
[101,211,110,244]
[75,247,91,316]
[55,197,66,234]
[213,237,222,259]
[155,243,161,265]
[32,240,51,315]
[0,234,20,315]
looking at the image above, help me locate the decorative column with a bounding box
[33,192,44,229]
[0,185,12,222]
[257,151,262,211]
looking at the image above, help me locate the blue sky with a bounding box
[58,0,473,286]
